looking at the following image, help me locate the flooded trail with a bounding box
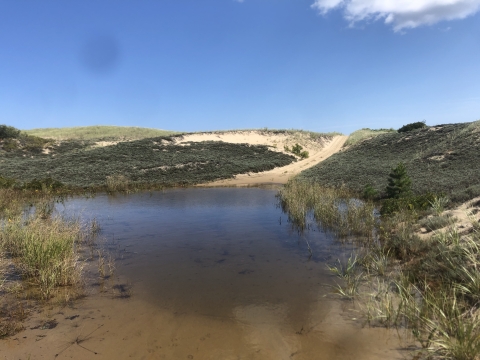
[1,188,405,359]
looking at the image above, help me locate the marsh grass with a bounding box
[1,215,84,300]
[278,180,376,239]
[280,178,480,359]
[0,188,116,338]
[106,174,130,193]
[327,254,364,299]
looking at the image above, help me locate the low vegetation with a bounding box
[1,126,297,189]
[398,120,427,133]
[280,156,480,359]
[344,127,396,147]
[284,143,309,159]
[301,121,480,204]
[23,125,178,141]
[0,189,114,338]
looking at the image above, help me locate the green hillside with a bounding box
[0,129,296,189]
[300,121,480,203]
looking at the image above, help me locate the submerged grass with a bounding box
[279,178,480,359]
[0,188,113,338]
[278,179,376,239]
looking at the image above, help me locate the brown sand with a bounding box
[1,287,405,360]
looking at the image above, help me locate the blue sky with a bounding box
[1,0,479,134]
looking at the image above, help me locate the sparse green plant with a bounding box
[430,195,450,216]
[363,248,390,276]
[327,254,364,299]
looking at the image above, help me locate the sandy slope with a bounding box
[178,133,348,187]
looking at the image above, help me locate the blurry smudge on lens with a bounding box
[80,34,120,75]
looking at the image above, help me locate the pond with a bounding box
[2,188,404,359]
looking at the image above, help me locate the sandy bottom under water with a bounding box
[1,188,409,359]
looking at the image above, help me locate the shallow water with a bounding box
[1,188,405,359]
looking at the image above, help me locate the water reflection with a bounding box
[46,188,403,359]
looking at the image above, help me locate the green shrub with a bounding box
[285,143,309,159]
[381,193,439,215]
[2,139,19,151]
[22,177,64,192]
[363,184,378,200]
[291,143,303,156]
[386,163,411,199]
[0,176,16,189]
[398,121,427,133]
[22,135,49,153]
[0,125,21,139]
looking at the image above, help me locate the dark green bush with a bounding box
[386,163,411,199]
[381,193,439,215]
[398,121,427,133]
[0,125,21,139]
[291,143,303,156]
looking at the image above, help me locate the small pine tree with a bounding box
[385,163,411,199]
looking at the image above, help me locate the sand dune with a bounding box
[172,131,348,186]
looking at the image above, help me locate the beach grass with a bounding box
[23,125,178,141]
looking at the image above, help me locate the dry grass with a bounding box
[23,125,178,141]
[344,128,396,147]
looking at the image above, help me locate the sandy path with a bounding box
[197,135,348,187]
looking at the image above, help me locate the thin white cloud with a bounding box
[311,0,480,31]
